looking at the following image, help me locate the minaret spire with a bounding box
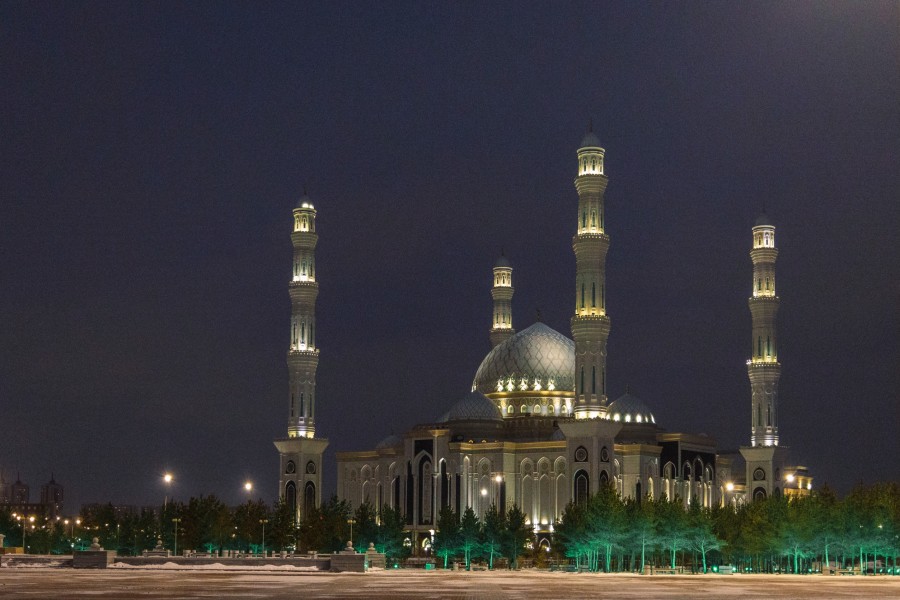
[747,214,780,446]
[572,127,611,419]
[489,252,515,347]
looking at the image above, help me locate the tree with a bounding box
[481,503,506,569]
[374,505,407,563]
[657,497,690,569]
[686,501,722,573]
[503,504,529,569]
[459,507,481,568]
[269,498,298,552]
[623,495,659,573]
[298,495,351,553]
[233,499,269,553]
[352,502,378,553]
[433,506,460,569]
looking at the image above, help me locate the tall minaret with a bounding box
[489,253,515,347]
[287,195,319,438]
[571,125,611,419]
[747,214,780,446]
[275,193,327,523]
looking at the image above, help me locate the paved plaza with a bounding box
[1,569,899,599]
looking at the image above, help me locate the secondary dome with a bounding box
[494,254,511,268]
[375,434,402,449]
[754,213,773,227]
[472,322,575,395]
[438,391,502,423]
[580,130,601,148]
[607,392,656,425]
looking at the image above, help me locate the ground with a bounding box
[0,569,898,599]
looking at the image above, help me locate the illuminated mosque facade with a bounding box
[274,129,812,544]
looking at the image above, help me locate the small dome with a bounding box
[580,130,601,148]
[297,193,314,209]
[494,254,511,268]
[754,213,773,227]
[375,434,402,449]
[438,392,502,423]
[607,392,656,425]
[473,323,575,395]
[550,428,566,441]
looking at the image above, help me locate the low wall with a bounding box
[1,555,73,568]
[115,556,332,570]
[74,550,116,569]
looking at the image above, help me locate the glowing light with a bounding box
[244,482,253,492]
[495,475,503,483]
[547,379,556,391]
[726,482,734,492]
[163,473,173,484]
[480,488,488,497]
[786,473,795,483]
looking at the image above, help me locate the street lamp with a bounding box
[163,473,173,509]
[347,518,356,549]
[172,518,181,556]
[244,481,253,493]
[259,518,269,556]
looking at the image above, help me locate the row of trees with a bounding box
[554,482,900,573]
[432,504,531,569]
[2,481,896,572]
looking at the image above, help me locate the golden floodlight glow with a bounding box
[244,481,253,492]
[163,473,173,484]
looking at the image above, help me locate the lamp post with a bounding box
[347,518,356,550]
[259,518,269,556]
[172,518,181,556]
[163,473,173,510]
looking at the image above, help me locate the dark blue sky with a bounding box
[1,2,897,510]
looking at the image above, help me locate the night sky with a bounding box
[2,2,897,512]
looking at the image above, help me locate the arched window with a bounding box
[765,277,770,290]
[580,367,584,394]
[300,322,305,344]
[520,404,527,413]
[534,403,541,414]
[591,283,596,307]
[304,482,316,519]
[767,404,771,426]
[299,392,304,416]
[758,336,762,357]
[591,210,596,227]
[507,405,513,415]
[574,470,589,506]
[766,336,771,356]
[582,211,587,228]
[757,404,762,427]
[591,366,596,394]
[285,481,297,520]
[757,278,762,291]
[581,284,585,308]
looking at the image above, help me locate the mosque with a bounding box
[273,129,812,549]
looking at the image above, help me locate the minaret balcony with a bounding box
[289,280,318,289]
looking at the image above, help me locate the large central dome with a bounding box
[472,322,575,395]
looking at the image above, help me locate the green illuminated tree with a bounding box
[352,502,378,552]
[481,503,506,569]
[503,504,529,569]
[374,505,407,563]
[459,506,481,568]
[433,506,460,568]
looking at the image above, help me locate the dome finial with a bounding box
[536,307,543,322]
[588,117,593,133]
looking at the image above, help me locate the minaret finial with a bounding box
[536,307,543,323]
[588,117,593,133]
